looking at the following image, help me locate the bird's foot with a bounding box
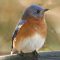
[11,49,18,55]
[32,50,38,56]
[18,51,24,56]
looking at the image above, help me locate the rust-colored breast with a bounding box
[13,17,47,48]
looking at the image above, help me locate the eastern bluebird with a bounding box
[11,5,48,55]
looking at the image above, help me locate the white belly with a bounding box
[17,33,45,53]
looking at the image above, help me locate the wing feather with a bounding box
[12,20,26,48]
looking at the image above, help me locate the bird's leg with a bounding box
[32,50,38,56]
[18,51,24,56]
[11,48,18,55]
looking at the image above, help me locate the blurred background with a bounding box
[0,0,60,55]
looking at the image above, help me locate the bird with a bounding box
[11,4,48,55]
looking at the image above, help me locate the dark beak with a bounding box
[43,9,49,12]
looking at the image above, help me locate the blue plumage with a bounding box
[22,5,45,19]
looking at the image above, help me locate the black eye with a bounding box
[37,10,40,14]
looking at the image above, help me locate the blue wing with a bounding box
[12,20,26,40]
[12,20,26,48]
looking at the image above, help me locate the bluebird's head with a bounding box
[22,5,49,20]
